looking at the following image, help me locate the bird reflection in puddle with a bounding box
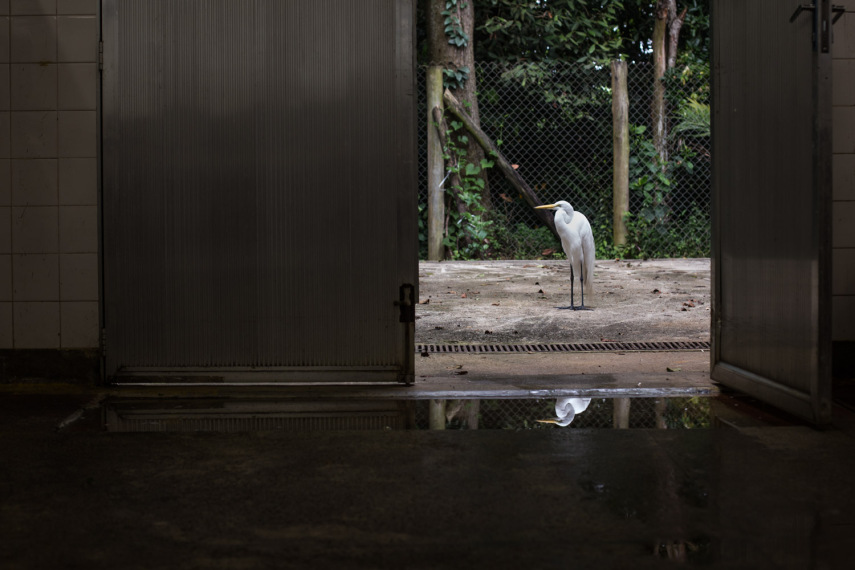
[536,397,592,427]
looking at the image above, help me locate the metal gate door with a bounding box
[101,0,417,383]
[711,0,833,422]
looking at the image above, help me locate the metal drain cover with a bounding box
[416,341,710,354]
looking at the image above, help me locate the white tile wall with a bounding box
[833,249,855,296]
[834,6,855,341]
[12,159,57,205]
[0,254,10,299]
[14,301,60,348]
[0,302,12,347]
[1,0,98,349]
[12,1,57,16]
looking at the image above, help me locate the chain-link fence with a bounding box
[412,397,712,430]
[418,61,711,260]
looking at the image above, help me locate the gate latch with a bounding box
[395,283,416,323]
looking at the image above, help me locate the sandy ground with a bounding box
[415,258,711,345]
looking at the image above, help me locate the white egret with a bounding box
[535,200,595,310]
[536,397,592,427]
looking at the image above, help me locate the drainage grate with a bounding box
[416,341,710,354]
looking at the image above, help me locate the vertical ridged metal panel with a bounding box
[711,0,832,422]
[102,1,416,382]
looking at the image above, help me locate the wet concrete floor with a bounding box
[2,387,855,569]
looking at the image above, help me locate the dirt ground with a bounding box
[415,258,711,345]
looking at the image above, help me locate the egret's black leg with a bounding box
[580,271,584,308]
[570,266,576,309]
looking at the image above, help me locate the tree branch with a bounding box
[442,89,558,237]
[667,7,687,69]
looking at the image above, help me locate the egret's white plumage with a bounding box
[535,200,595,309]
[536,397,592,427]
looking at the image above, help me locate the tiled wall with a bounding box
[0,0,98,349]
[834,4,855,341]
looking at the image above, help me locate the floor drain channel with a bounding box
[416,341,710,354]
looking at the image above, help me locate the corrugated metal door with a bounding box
[711,0,833,422]
[101,0,416,383]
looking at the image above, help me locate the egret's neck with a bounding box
[555,208,574,224]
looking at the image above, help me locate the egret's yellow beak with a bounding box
[536,419,559,424]
[535,204,558,210]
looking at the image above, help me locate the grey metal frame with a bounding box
[711,0,832,423]
[100,0,417,384]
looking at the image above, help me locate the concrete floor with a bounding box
[3,259,853,568]
[417,259,710,345]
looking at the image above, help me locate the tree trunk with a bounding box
[425,0,491,213]
[651,1,686,164]
[651,1,671,164]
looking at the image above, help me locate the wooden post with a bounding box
[613,398,631,429]
[426,66,446,261]
[611,60,629,249]
[429,399,446,430]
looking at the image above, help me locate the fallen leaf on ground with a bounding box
[419,298,430,304]
[454,370,468,375]
[667,367,682,372]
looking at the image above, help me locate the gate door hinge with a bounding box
[98,41,104,70]
[395,283,416,323]
[790,3,847,53]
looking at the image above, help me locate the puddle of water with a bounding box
[88,396,713,432]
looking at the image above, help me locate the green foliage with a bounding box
[418,203,428,259]
[442,0,470,48]
[611,0,710,64]
[617,124,709,259]
[663,396,711,429]
[672,95,710,138]
[490,215,564,260]
[475,0,624,65]
[442,65,470,90]
[441,120,496,259]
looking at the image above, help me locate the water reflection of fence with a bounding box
[414,397,712,430]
